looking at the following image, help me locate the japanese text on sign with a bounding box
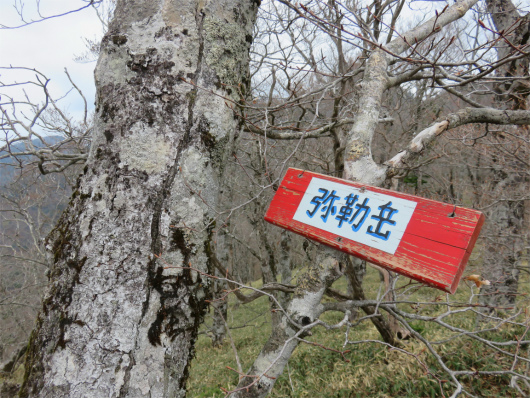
[292,177,417,254]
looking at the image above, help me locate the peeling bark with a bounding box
[230,246,345,398]
[20,1,259,397]
[386,108,530,179]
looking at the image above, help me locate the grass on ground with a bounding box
[188,266,530,397]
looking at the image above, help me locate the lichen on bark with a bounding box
[20,1,259,397]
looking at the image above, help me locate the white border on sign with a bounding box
[292,177,417,255]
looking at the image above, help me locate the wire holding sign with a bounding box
[264,168,485,293]
[293,178,417,255]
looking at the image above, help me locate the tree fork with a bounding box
[232,1,479,396]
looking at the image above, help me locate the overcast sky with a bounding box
[0,0,438,118]
[2,0,528,128]
[0,1,105,123]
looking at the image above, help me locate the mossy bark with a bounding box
[19,1,259,397]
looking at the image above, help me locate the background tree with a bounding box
[475,0,530,313]
[2,0,530,397]
[0,168,71,368]
[206,1,530,397]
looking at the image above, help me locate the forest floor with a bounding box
[1,264,528,397]
[188,265,530,398]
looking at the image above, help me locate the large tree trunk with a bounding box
[478,0,529,315]
[19,1,259,397]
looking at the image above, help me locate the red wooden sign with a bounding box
[264,168,484,293]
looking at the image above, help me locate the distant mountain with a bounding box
[1,135,63,160]
[0,136,64,185]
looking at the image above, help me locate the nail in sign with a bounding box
[264,168,485,293]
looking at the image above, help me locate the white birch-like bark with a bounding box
[343,0,480,184]
[231,2,480,397]
[229,246,345,398]
[20,1,259,397]
[386,107,530,174]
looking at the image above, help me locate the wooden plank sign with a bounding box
[264,168,485,293]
